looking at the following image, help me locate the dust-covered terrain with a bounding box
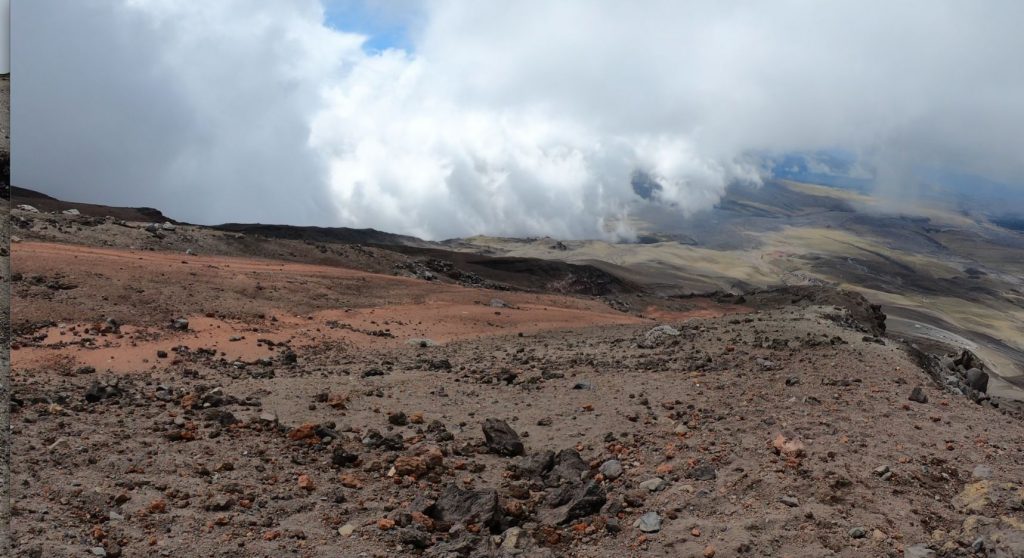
[449,181,1024,401]
[7,191,1024,557]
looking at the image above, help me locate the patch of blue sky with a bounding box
[321,0,415,53]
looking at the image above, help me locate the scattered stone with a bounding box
[908,386,928,404]
[338,524,356,536]
[638,325,680,348]
[686,464,717,481]
[599,459,624,480]
[904,544,937,558]
[639,478,666,492]
[972,464,993,479]
[499,527,534,552]
[510,451,555,480]
[779,496,799,507]
[170,318,189,331]
[388,411,409,426]
[430,484,499,527]
[545,449,588,486]
[482,418,524,457]
[849,527,867,539]
[339,474,362,488]
[634,511,662,533]
[84,381,121,403]
[873,465,891,477]
[546,480,607,525]
[966,368,989,393]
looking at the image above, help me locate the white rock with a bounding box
[633,511,662,533]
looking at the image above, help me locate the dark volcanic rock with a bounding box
[908,386,928,404]
[429,484,499,528]
[482,418,524,457]
[545,449,588,487]
[84,381,121,403]
[543,480,607,525]
[331,447,359,468]
[510,450,555,480]
[544,446,593,485]
[965,368,989,393]
[686,464,717,481]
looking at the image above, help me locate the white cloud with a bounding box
[13,1,1024,238]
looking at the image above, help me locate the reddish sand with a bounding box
[14,242,671,373]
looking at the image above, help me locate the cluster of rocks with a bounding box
[143,222,177,237]
[938,350,992,402]
[393,258,492,288]
[911,347,1023,417]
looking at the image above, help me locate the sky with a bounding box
[11,1,1024,239]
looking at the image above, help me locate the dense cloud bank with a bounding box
[13,1,1024,238]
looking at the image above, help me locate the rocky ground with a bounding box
[2,72,13,556]
[7,208,1024,557]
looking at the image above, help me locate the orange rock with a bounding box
[410,412,425,424]
[148,498,167,514]
[656,463,673,474]
[297,474,314,491]
[288,423,318,441]
[772,433,805,458]
[339,474,362,488]
[691,527,702,537]
[703,544,716,557]
[377,518,395,530]
[394,456,427,477]
[180,393,198,409]
[416,445,444,469]
[263,530,281,541]
[327,393,348,409]
[411,511,434,530]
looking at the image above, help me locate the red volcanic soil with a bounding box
[12,242,664,373]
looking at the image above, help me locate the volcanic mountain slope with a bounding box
[6,191,1024,557]
[450,180,1024,402]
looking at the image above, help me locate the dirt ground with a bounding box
[8,230,1024,556]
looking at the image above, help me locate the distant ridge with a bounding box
[11,186,175,223]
